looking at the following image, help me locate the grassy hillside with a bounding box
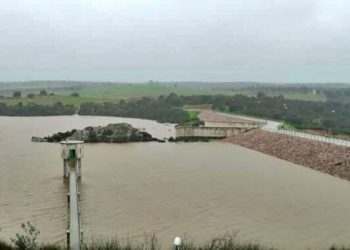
[0,95,110,107]
[75,84,239,98]
[0,82,327,106]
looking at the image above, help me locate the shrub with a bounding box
[11,221,40,250]
[39,90,47,96]
[0,239,14,250]
[13,91,22,98]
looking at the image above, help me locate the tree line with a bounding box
[174,93,350,134]
[1,92,350,134]
[79,96,189,123]
[0,102,76,116]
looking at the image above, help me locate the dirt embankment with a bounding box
[225,129,350,181]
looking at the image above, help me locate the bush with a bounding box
[329,246,350,250]
[180,237,275,250]
[39,90,47,96]
[84,235,160,250]
[83,235,274,250]
[11,221,40,250]
[13,91,21,98]
[39,245,62,250]
[0,239,14,250]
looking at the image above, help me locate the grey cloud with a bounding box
[0,0,350,82]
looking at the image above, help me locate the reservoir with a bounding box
[1,116,350,249]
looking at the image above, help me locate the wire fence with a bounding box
[263,127,350,147]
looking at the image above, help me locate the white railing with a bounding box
[264,127,350,147]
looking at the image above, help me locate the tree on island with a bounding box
[13,91,21,98]
[39,89,47,96]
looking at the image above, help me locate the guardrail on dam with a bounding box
[265,127,350,147]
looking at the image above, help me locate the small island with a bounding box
[32,123,161,143]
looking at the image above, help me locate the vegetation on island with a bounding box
[33,123,159,143]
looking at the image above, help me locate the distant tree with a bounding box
[49,93,55,96]
[27,93,34,99]
[39,89,47,96]
[13,91,21,98]
[256,92,266,99]
[71,92,79,97]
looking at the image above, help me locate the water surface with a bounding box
[1,116,350,249]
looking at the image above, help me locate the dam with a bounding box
[176,111,263,138]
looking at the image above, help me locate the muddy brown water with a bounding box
[1,116,350,250]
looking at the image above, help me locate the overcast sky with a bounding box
[1,0,350,82]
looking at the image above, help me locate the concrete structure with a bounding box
[204,121,261,128]
[68,170,81,250]
[60,140,84,250]
[198,112,263,128]
[61,140,83,179]
[176,126,248,138]
[175,112,263,139]
[183,104,213,110]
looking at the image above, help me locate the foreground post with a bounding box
[174,237,182,250]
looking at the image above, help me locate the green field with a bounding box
[276,92,327,102]
[75,84,240,98]
[227,90,327,102]
[0,95,109,107]
[0,84,243,106]
[0,83,327,107]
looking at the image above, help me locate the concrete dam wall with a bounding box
[175,126,251,138]
[204,121,262,129]
[176,112,263,139]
